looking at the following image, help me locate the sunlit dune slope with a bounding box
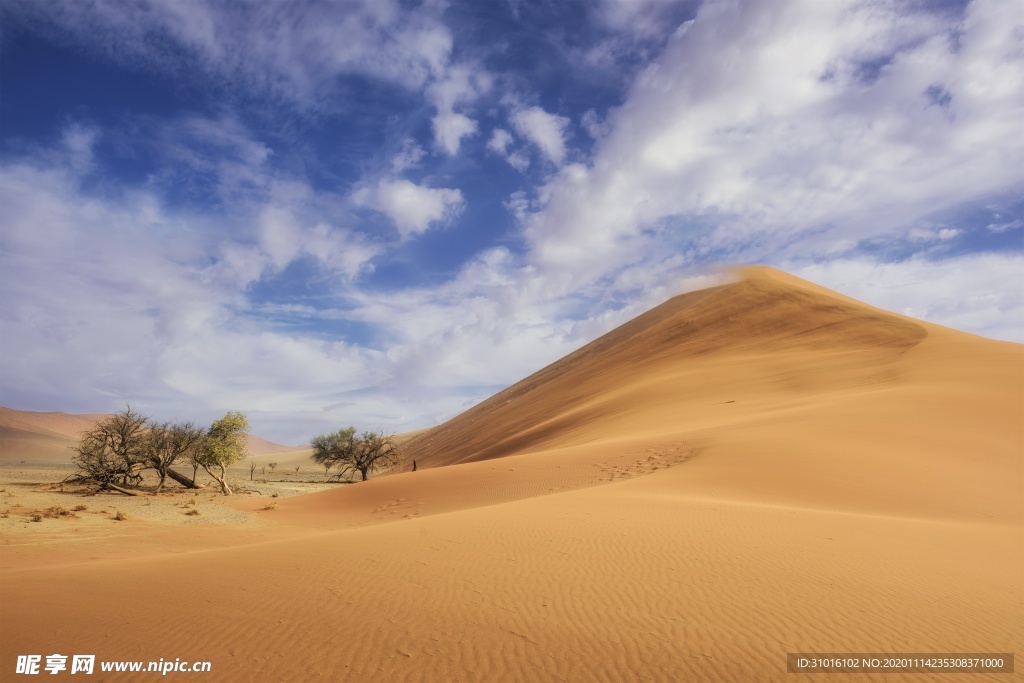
[403,267,928,468]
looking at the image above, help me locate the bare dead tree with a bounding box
[70,406,150,493]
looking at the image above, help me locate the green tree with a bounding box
[198,412,249,494]
[310,427,400,482]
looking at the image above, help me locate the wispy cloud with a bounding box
[3,0,454,105]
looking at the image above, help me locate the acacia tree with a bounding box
[71,405,150,493]
[310,427,400,482]
[144,421,206,493]
[198,412,249,495]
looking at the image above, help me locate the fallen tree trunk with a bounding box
[104,482,144,496]
[166,468,206,489]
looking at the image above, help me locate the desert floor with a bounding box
[1,268,1021,682]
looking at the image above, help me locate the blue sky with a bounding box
[1,0,1021,445]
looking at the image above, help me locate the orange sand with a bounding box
[1,267,1021,682]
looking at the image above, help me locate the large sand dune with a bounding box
[2,268,1021,682]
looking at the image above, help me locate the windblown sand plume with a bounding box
[1,267,1020,682]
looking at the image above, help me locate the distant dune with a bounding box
[2,267,1020,682]
[243,434,308,458]
[0,407,304,463]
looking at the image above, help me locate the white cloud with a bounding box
[258,206,302,271]
[390,138,426,173]
[575,0,695,76]
[432,112,478,156]
[907,226,961,242]
[426,63,489,155]
[487,128,513,155]
[787,253,1024,343]
[988,218,1023,233]
[517,0,1024,289]
[0,130,386,442]
[61,124,99,173]
[511,106,571,165]
[580,109,610,140]
[597,0,688,38]
[374,179,465,239]
[488,128,530,171]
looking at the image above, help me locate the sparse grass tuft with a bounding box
[262,501,278,510]
[30,514,43,522]
[185,509,201,516]
[113,510,127,521]
[73,504,87,512]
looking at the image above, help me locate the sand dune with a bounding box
[0,408,111,464]
[2,268,1020,682]
[401,267,928,469]
[244,435,307,458]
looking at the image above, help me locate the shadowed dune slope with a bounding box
[402,267,928,469]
